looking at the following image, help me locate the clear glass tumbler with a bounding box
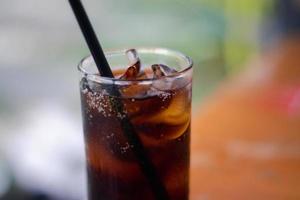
[78,48,193,200]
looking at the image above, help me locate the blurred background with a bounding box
[0,0,299,199]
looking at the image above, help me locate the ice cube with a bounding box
[151,64,176,90]
[118,50,150,96]
[119,65,139,80]
[119,67,150,97]
[152,64,177,78]
[151,64,191,91]
[152,64,166,78]
[126,48,141,72]
[120,49,147,80]
[126,49,139,64]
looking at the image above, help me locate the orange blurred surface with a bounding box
[191,35,300,199]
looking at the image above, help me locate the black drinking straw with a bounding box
[68,1,169,199]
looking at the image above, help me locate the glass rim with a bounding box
[78,47,193,84]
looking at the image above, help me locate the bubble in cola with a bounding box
[80,49,191,200]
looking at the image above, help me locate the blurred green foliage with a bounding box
[224,0,273,74]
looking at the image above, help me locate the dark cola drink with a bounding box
[79,48,193,200]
